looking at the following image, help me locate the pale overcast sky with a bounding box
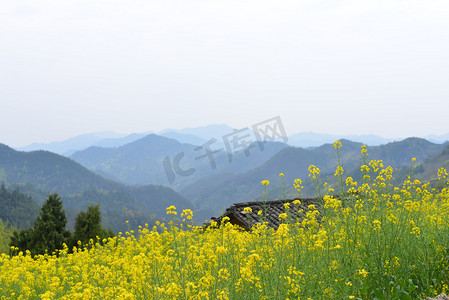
[1,0,448,147]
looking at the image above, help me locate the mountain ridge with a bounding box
[0,143,197,231]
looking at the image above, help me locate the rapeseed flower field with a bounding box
[1,144,449,299]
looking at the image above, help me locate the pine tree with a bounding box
[72,204,113,247]
[32,193,71,254]
[10,193,71,256]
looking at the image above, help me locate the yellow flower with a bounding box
[279,213,287,220]
[293,179,303,192]
[410,226,420,237]
[261,180,270,186]
[279,173,284,177]
[334,165,344,176]
[361,164,370,172]
[359,269,368,278]
[438,167,448,180]
[333,140,342,149]
[283,202,290,210]
[276,223,289,236]
[243,207,252,213]
[308,165,321,179]
[166,205,177,215]
[372,220,381,231]
[361,144,367,154]
[412,157,416,162]
[257,210,262,216]
[292,199,301,205]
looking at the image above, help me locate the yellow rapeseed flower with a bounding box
[261,180,270,186]
[361,144,367,154]
[333,140,342,149]
[166,205,177,215]
[359,269,368,278]
[278,213,287,220]
[334,165,344,176]
[243,207,252,213]
[308,165,320,179]
[438,167,448,180]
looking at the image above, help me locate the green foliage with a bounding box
[0,183,39,228]
[33,193,71,255]
[72,204,114,247]
[10,193,71,256]
[0,219,15,254]
[64,189,157,233]
[9,193,115,256]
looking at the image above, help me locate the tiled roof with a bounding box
[208,197,325,231]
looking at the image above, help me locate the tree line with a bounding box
[9,193,113,256]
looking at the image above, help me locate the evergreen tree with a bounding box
[72,204,114,247]
[10,193,71,256]
[9,228,33,253]
[9,193,113,256]
[32,193,71,254]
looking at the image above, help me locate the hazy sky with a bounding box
[1,0,449,147]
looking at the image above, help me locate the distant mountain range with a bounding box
[158,124,235,140]
[0,143,197,232]
[16,125,449,157]
[287,132,394,148]
[17,131,128,156]
[70,134,288,189]
[6,126,449,228]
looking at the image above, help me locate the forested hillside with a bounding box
[0,144,196,232]
[0,184,39,228]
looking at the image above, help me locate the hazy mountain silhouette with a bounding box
[425,133,449,144]
[287,132,395,148]
[71,134,288,189]
[158,124,235,140]
[17,131,126,155]
[160,131,208,145]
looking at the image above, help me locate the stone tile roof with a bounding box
[208,197,324,231]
